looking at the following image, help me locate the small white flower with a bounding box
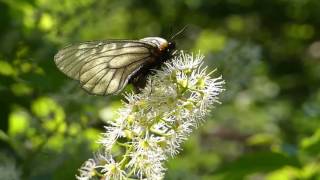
[76,159,96,180]
[98,121,126,151]
[128,137,166,180]
[96,154,126,180]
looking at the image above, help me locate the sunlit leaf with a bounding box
[84,128,101,150]
[99,101,122,123]
[47,134,65,151]
[39,13,54,31]
[226,15,245,33]
[21,3,36,29]
[267,162,320,180]
[0,130,9,142]
[212,152,301,179]
[194,30,227,53]
[300,129,320,155]
[247,133,279,146]
[10,83,33,96]
[20,62,32,73]
[0,61,15,76]
[284,23,314,40]
[31,97,64,119]
[69,123,81,136]
[266,166,298,180]
[31,97,66,132]
[8,109,30,136]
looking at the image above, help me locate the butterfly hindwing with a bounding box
[54,40,155,95]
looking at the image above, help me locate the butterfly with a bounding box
[54,37,177,96]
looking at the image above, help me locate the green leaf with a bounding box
[0,60,15,76]
[300,129,320,155]
[10,83,33,96]
[8,109,30,136]
[212,151,301,179]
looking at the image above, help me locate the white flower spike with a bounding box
[77,51,225,180]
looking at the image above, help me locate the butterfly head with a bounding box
[167,41,176,52]
[140,37,175,53]
[158,39,175,55]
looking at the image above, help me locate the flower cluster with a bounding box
[76,51,225,180]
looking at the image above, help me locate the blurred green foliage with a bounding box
[0,0,320,179]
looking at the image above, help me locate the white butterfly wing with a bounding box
[54,41,155,95]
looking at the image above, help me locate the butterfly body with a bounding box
[54,37,176,96]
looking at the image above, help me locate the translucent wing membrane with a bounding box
[54,40,155,95]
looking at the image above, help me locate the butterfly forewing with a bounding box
[54,40,156,95]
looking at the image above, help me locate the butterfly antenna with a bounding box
[169,25,188,41]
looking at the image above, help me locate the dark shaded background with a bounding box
[0,0,319,179]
